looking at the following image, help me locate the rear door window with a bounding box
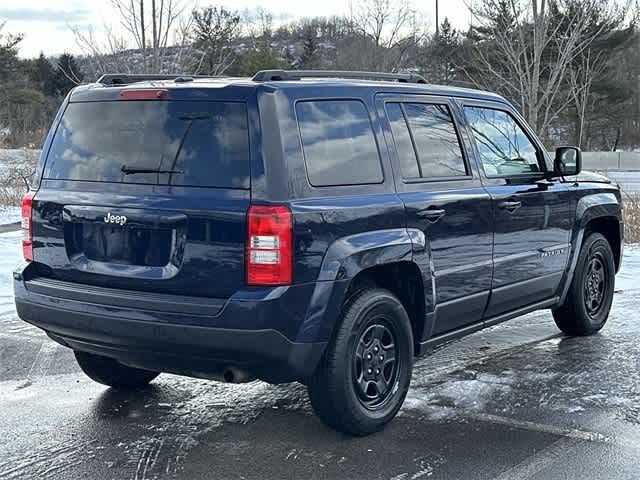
[296,100,383,187]
[388,102,467,179]
[44,101,250,188]
[386,103,420,178]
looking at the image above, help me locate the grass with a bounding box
[622,193,640,244]
[0,165,34,208]
[0,149,38,208]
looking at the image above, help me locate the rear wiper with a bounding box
[121,165,184,175]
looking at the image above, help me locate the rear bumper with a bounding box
[13,269,337,383]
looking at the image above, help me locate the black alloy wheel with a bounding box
[553,232,615,336]
[583,252,609,319]
[307,288,413,436]
[353,322,399,409]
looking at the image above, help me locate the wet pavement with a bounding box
[1,234,640,479]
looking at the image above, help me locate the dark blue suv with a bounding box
[14,70,624,435]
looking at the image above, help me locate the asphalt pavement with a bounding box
[1,239,640,479]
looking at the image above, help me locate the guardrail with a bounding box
[579,152,640,171]
[1,149,639,170]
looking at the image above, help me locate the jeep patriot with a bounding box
[14,70,624,435]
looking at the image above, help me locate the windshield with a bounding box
[43,100,250,188]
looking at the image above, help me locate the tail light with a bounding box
[21,191,35,261]
[246,205,292,286]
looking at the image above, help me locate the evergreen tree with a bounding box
[0,22,23,84]
[431,18,461,84]
[191,7,241,75]
[53,53,83,96]
[299,25,319,69]
[233,48,287,76]
[30,53,56,96]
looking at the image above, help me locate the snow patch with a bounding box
[405,371,514,416]
[616,243,640,293]
[0,231,22,298]
[0,207,20,226]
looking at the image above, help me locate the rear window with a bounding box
[44,101,250,188]
[296,100,383,187]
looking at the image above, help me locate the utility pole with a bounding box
[435,0,440,37]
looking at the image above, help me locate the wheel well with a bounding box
[344,262,425,354]
[584,216,621,270]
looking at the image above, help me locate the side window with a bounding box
[296,100,383,187]
[386,102,467,179]
[464,106,541,176]
[386,103,419,178]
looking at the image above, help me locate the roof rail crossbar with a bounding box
[251,70,427,84]
[97,74,211,85]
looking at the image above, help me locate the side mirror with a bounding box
[554,146,582,177]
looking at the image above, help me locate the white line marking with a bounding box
[465,411,611,443]
[26,341,59,381]
[491,437,578,480]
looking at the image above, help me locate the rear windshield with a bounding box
[44,101,250,188]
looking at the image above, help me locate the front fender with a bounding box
[558,192,622,305]
[576,192,622,230]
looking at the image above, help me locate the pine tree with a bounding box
[421,17,461,84]
[433,18,461,84]
[0,22,22,84]
[53,53,83,96]
[299,25,319,69]
[31,53,56,96]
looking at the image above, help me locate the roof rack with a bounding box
[251,70,427,84]
[97,74,212,85]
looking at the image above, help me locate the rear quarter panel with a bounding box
[255,85,410,284]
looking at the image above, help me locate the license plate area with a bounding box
[62,206,187,278]
[73,222,173,267]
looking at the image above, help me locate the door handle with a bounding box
[417,207,446,222]
[498,200,522,212]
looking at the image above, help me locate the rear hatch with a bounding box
[31,95,251,299]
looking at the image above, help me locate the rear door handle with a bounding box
[497,200,522,212]
[417,207,446,222]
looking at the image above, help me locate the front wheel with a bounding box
[75,351,160,389]
[553,232,615,336]
[307,288,413,436]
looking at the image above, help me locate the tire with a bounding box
[74,351,159,389]
[307,288,413,436]
[553,232,615,336]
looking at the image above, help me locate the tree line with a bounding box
[0,0,638,151]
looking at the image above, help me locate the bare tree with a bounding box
[349,0,423,71]
[70,24,132,79]
[567,48,604,148]
[71,0,188,77]
[464,0,624,139]
[110,0,187,72]
[172,14,196,73]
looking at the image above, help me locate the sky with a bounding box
[0,0,475,59]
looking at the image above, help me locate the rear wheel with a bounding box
[307,288,413,436]
[553,232,615,336]
[74,351,159,389]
